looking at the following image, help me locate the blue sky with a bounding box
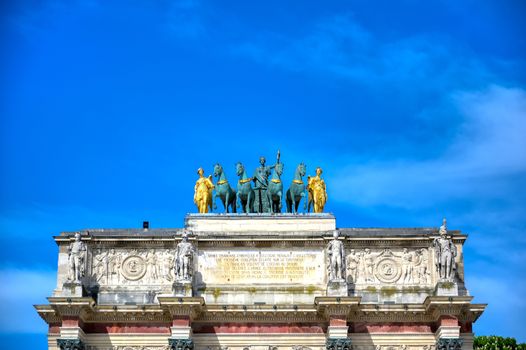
[1,0,525,347]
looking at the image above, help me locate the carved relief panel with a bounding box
[346,248,433,286]
[89,248,175,287]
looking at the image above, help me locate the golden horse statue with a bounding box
[307,167,327,213]
[194,167,214,213]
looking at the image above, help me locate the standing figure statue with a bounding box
[286,163,307,214]
[433,218,457,281]
[363,248,375,283]
[67,232,87,283]
[347,249,360,283]
[401,248,413,284]
[236,162,254,213]
[252,154,278,213]
[267,162,284,213]
[194,167,214,213]
[93,249,109,283]
[307,167,328,213]
[213,163,237,213]
[327,231,345,281]
[175,231,195,281]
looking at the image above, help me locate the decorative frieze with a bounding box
[85,347,170,350]
[347,248,433,286]
[90,248,176,287]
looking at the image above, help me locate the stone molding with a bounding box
[315,297,361,318]
[48,297,95,320]
[37,297,486,325]
[158,297,204,320]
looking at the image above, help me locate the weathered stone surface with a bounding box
[185,213,336,233]
[36,214,484,350]
[435,281,459,296]
[327,280,348,296]
[197,249,324,285]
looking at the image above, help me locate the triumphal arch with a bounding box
[36,159,486,350]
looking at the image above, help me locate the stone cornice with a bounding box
[89,304,170,322]
[197,304,324,323]
[158,296,205,320]
[36,297,486,325]
[315,297,361,317]
[35,304,61,324]
[47,297,95,319]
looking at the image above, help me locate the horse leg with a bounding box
[278,191,282,213]
[221,196,227,213]
[213,192,218,211]
[247,190,252,213]
[294,196,300,214]
[232,192,237,213]
[237,192,243,213]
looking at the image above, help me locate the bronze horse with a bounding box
[267,162,284,213]
[235,162,254,213]
[213,163,237,213]
[286,163,307,214]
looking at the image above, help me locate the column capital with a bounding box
[436,338,463,350]
[168,338,194,350]
[326,338,352,350]
[57,338,85,350]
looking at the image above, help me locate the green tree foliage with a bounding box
[474,336,526,350]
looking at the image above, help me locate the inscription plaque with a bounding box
[198,249,324,284]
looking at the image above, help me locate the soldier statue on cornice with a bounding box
[175,231,195,281]
[433,218,457,281]
[67,232,87,283]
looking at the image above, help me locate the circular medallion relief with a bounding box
[374,257,402,283]
[121,255,147,281]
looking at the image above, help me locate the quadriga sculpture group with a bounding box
[193,153,327,214]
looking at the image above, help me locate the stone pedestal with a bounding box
[435,281,459,296]
[62,282,83,297]
[327,280,348,296]
[173,281,193,297]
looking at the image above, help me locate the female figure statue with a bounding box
[307,167,328,213]
[194,167,214,213]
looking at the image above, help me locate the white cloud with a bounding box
[468,273,526,340]
[0,269,56,333]
[329,85,526,208]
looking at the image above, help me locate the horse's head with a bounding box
[235,162,244,176]
[275,162,284,176]
[298,162,306,177]
[213,163,223,178]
